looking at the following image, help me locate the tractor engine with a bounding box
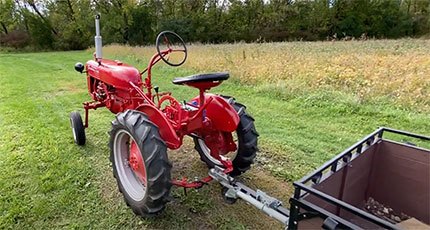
[94,80,108,102]
[88,77,139,114]
[85,59,143,114]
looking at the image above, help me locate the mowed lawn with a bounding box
[0,43,429,228]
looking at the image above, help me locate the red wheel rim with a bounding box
[113,130,147,201]
[129,140,147,185]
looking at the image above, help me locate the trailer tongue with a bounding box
[209,127,430,229]
[210,166,291,225]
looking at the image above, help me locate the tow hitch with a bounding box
[209,166,290,226]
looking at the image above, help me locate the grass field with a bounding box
[1,40,429,228]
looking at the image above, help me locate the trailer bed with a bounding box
[210,127,429,229]
[291,127,430,229]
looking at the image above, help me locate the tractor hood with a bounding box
[86,59,142,89]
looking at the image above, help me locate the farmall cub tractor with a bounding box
[71,15,258,216]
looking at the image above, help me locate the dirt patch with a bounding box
[45,81,85,99]
[59,82,83,93]
[95,137,291,229]
[167,137,291,229]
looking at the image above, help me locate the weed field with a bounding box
[106,39,430,112]
[1,40,429,228]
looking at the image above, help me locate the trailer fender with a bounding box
[136,104,181,149]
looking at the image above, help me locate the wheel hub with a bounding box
[204,131,237,158]
[129,140,147,184]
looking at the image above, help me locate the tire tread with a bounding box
[194,97,259,176]
[109,110,171,217]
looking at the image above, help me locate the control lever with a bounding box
[154,86,160,103]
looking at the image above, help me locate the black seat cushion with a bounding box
[172,72,229,85]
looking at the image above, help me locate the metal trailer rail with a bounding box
[208,127,430,229]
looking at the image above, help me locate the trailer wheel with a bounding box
[70,111,86,145]
[109,110,172,217]
[194,98,259,176]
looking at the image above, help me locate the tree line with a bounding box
[0,0,429,50]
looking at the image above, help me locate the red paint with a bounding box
[136,104,181,149]
[171,160,233,189]
[202,131,237,159]
[129,139,147,185]
[78,44,239,188]
[86,59,141,90]
[191,94,239,132]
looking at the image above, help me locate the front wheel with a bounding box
[109,110,172,217]
[70,111,86,145]
[193,98,259,176]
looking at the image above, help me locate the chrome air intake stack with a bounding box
[94,14,102,62]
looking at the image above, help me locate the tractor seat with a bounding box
[172,72,229,85]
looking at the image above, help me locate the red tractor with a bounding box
[71,15,258,216]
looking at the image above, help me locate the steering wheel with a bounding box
[156,31,187,67]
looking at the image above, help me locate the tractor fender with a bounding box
[192,94,239,132]
[136,104,181,149]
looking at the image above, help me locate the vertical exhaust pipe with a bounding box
[95,14,102,62]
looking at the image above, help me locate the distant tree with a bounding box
[0,0,14,35]
[47,0,93,50]
[129,3,154,45]
[0,0,429,50]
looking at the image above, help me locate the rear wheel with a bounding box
[70,111,86,145]
[109,110,172,217]
[193,98,259,176]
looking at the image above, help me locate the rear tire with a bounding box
[70,111,86,145]
[109,110,172,217]
[194,97,259,176]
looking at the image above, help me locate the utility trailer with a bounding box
[209,127,430,229]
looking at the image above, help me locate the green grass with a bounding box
[0,49,428,228]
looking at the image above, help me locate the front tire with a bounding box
[109,110,172,217]
[70,111,86,145]
[194,98,259,176]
